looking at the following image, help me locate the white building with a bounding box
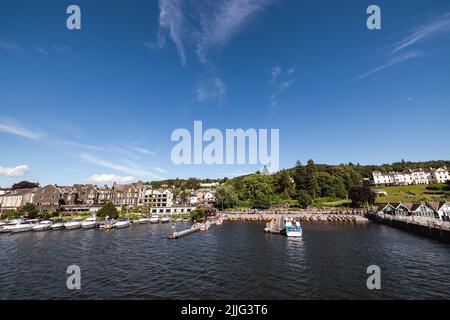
[0,188,36,212]
[373,167,450,186]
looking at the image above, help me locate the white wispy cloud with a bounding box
[60,140,106,151]
[391,12,450,54]
[35,48,48,56]
[195,77,227,102]
[0,40,25,56]
[351,51,421,83]
[157,0,272,65]
[80,154,159,178]
[269,64,295,109]
[130,147,155,156]
[88,174,135,184]
[152,167,167,174]
[352,13,450,83]
[271,64,282,83]
[195,0,272,63]
[158,0,186,66]
[0,165,30,177]
[0,117,41,140]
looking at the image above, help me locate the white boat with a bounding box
[64,219,83,230]
[0,220,22,233]
[150,213,159,224]
[98,219,114,230]
[33,220,53,231]
[285,220,302,238]
[10,220,38,233]
[51,220,66,230]
[114,218,130,229]
[216,218,223,225]
[161,215,170,223]
[81,217,97,229]
[138,216,150,224]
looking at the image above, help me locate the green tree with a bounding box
[277,170,294,199]
[242,174,273,209]
[2,209,20,220]
[97,202,119,219]
[296,190,313,208]
[349,181,376,207]
[190,208,206,222]
[215,185,238,209]
[17,203,39,219]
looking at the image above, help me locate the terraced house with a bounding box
[375,202,450,220]
[373,167,450,186]
[0,187,37,212]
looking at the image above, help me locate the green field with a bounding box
[372,184,448,203]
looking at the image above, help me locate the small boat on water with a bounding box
[138,216,151,224]
[216,218,223,225]
[81,217,97,229]
[33,220,53,231]
[10,220,38,233]
[150,213,159,224]
[285,219,302,238]
[51,220,66,230]
[161,215,170,223]
[64,219,83,230]
[114,217,131,229]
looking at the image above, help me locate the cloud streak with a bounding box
[391,12,450,54]
[80,154,160,178]
[0,117,41,140]
[158,0,186,66]
[0,40,25,56]
[351,51,421,83]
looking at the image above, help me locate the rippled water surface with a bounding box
[1,221,449,299]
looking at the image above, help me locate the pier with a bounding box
[167,225,201,239]
[366,212,450,243]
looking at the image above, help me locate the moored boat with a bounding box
[81,217,97,229]
[138,216,151,224]
[114,217,131,229]
[285,219,302,238]
[33,220,53,231]
[150,213,159,224]
[0,220,22,233]
[161,215,170,223]
[10,220,38,233]
[51,219,66,230]
[64,219,83,230]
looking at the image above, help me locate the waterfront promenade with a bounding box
[223,212,369,223]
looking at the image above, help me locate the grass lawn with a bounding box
[372,184,448,203]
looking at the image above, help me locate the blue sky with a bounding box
[1,0,450,186]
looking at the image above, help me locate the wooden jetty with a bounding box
[167,225,201,239]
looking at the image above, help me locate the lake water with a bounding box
[1,221,449,299]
